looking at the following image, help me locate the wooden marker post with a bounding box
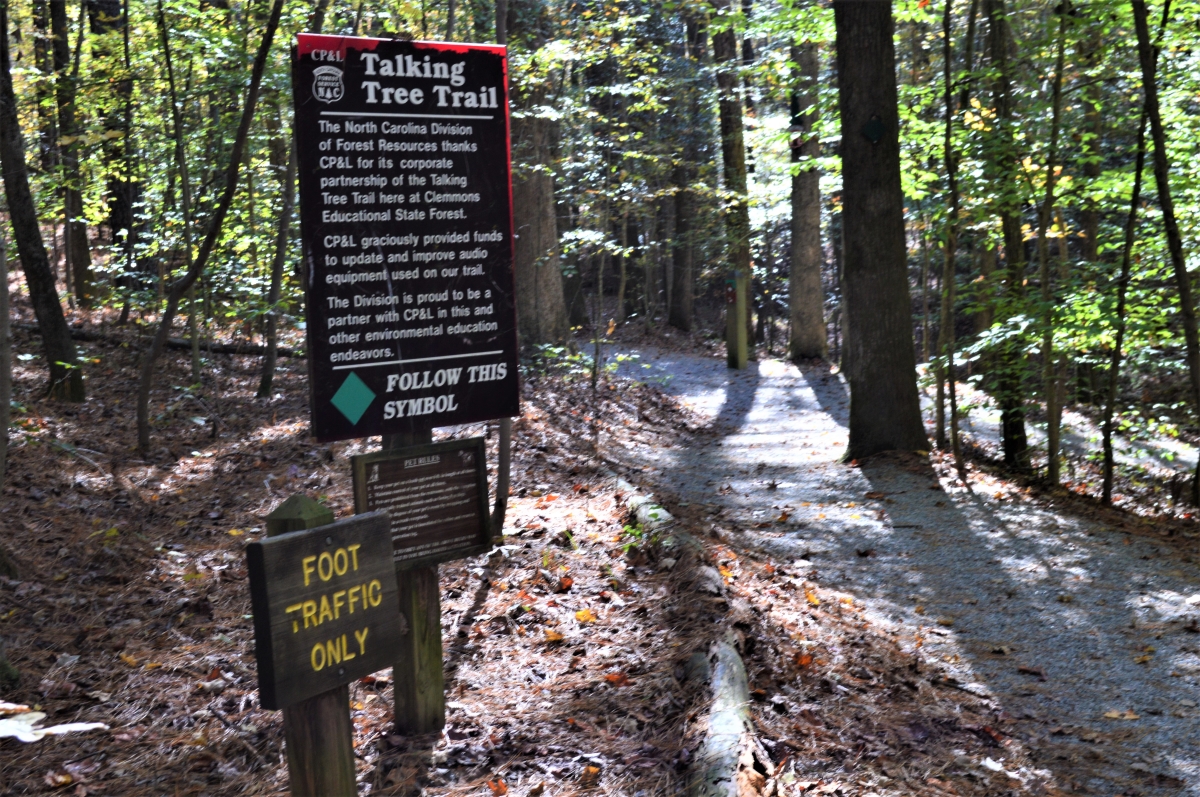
[726,270,749,369]
[253,496,404,796]
[382,429,444,735]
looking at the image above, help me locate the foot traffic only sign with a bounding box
[292,34,519,442]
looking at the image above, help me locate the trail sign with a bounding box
[292,34,519,442]
[351,437,490,570]
[246,511,403,710]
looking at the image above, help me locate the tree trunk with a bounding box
[712,0,751,368]
[788,42,825,360]
[137,0,284,453]
[50,0,90,307]
[940,0,965,481]
[670,163,695,332]
[258,141,294,398]
[0,0,84,401]
[834,0,928,458]
[1132,0,1200,501]
[1036,10,1067,485]
[510,86,568,345]
[986,0,1029,471]
[1103,109,1148,503]
[32,0,57,170]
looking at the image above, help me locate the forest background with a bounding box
[1,0,1200,506]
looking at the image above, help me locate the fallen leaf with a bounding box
[118,653,139,667]
[805,589,820,607]
[1103,709,1139,720]
[580,764,602,788]
[44,771,73,788]
[575,608,597,623]
[486,777,507,795]
[528,783,545,796]
[865,491,886,500]
[795,653,813,668]
[1018,665,1046,680]
[544,629,565,643]
[604,672,633,687]
[776,511,790,523]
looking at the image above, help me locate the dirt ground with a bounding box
[2,316,1194,796]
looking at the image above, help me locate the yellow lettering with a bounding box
[302,600,318,629]
[325,638,342,666]
[302,555,317,586]
[311,642,326,671]
[334,548,348,576]
[368,579,382,607]
[347,543,361,571]
[355,626,369,655]
[318,595,334,624]
[333,589,347,619]
[318,552,334,581]
[348,585,361,614]
[341,633,355,661]
[285,603,304,633]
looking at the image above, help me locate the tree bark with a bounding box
[0,0,84,401]
[834,0,928,458]
[259,144,295,397]
[940,0,965,481]
[136,0,284,453]
[712,0,751,367]
[668,15,706,333]
[788,42,825,360]
[986,0,1029,471]
[510,86,568,345]
[50,0,91,307]
[1103,109,1148,503]
[1036,10,1067,484]
[1132,0,1200,501]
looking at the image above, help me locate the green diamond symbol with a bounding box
[331,372,376,425]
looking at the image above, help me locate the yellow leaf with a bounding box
[850,514,861,520]
[119,653,139,667]
[1134,654,1152,664]
[804,589,820,607]
[575,608,598,623]
[545,629,565,642]
[606,318,616,336]
[144,661,163,670]
[228,529,244,536]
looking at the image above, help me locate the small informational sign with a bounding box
[352,438,491,570]
[292,34,519,442]
[246,512,403,710]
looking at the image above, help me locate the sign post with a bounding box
[292,33,518,739]
[726,270,748,369]
[250,496,404,796]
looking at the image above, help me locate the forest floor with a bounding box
[2,307,1199,796]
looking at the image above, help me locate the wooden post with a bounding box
[265,495,357,797]
[726,270,748,369]
[382,429,446,735]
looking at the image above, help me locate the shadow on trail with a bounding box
[615,348,1200,795]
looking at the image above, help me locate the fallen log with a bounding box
[13,323,300,358]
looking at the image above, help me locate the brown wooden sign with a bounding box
[351,438,491,570]
[246,512,404,710]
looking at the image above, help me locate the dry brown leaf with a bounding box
[486,777,507,795]
[580,765,601,788]
[1104,709,1139,720]
[118,653,138,667]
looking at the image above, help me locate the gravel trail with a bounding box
[613,346,1200,795]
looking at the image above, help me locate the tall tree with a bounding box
[788,41,825,360]
[984,0,1029,471]
[833,0,927,458]
[509,0,568,345]
[712,0,751,368]
[1132,0,1200,502]
[50,0,91,306]
[0,0,84,401]
[668,13,707,333]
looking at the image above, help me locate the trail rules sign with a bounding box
[293,35,519,442]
